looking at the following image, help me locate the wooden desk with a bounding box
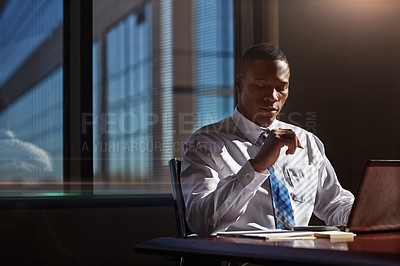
[133,232,400,265]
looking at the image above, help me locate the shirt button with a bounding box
[254,178,258,183]
[246,175,252,181]
[226,201,231,206]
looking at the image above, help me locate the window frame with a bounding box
[63,0,93,194]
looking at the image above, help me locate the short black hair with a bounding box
[239,42,289,75]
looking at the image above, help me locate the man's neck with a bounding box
[236,105,275,128]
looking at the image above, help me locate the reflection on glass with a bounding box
[0,130,53,181]
[0,0,62,86]
[0,0,63,195]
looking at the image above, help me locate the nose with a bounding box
[264,88,279,102]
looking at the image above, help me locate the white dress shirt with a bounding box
[181,108,354,235]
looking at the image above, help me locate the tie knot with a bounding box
[257,129,270,145]
[262,128,271,134]
[257,133,266,146]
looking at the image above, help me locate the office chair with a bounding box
[169,158,195,238]
[169,159,237,266]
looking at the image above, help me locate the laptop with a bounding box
[293,160,400,233]
[219,160,400,236]
[345,160,400,233]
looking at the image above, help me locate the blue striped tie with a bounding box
[268,166,296,229]
[258,131,295,229]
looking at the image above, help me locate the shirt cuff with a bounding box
[237,160,269,190]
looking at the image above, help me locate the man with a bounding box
[181,43,354,236]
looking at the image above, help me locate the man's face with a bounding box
[235,59,290,127]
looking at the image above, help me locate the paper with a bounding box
[216,229,284,236]
[216,230,356,241]
[217,230,314,240]
[241,231,315,240]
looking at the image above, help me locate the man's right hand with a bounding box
[250,128,302,173]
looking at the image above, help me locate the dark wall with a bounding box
[279,0,400,193]
[0,204,177,265]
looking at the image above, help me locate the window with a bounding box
[193,0,234,128]
[92,0,234,194]
[0,0,63,195]
[0,0,234,196]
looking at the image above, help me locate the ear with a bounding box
[234,75,243,94]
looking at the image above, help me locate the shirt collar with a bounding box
[232,107,278,144]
